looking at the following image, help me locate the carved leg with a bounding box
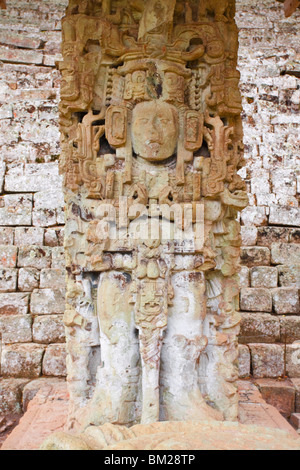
[85,271,140,427]
[138,328,164,424]
[134,277,168,424]
[140,357,160,424]
[160,271,223,422]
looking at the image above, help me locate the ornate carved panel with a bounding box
[59,0,248,430]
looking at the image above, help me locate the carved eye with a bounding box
[138,118,150,124]
[160,119,170,125]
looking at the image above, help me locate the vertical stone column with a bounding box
[59,0,248,430]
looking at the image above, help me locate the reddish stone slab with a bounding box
[238,380,299,438]
[2,380,299,450]
[292,378,300,412]
[284,0,300,18]
[290,413,300,432]
[255,378,296,418]
[1,383,69,451]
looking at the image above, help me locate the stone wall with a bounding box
[0,0,68,434]
[0,0,299,430]
[236,0,300,381]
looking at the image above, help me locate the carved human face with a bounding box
[131,101,178,162]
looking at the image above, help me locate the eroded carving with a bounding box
[60,0,248,431]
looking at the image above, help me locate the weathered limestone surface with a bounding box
[249,343,285,378]
[0,378,29,446]
[40,420,300,450]
[236,0,300,384]
[37,380,300,449]
[1,343,45,378]
[0,0,298,439]
[256,379,296,418]
[0,3,67,428]
[238,380,299,436]
[273,288,300,314]
[31,288,65,314]
[0,269,18,292]
[0,379,29,416]
[286,343,300,378]
[1,381,69,450]
[18,268,40,292]
[238,344,251,378]
[292,378,300,413]
[57,0,249,430]
[32,315,65,344]
[0,292,29,315]
[290,413,300,434]
[280,317,300,343]
[239,313,280,344]
[0,314,32,343]
[2,379,300,450]
[42,344,67,377]
[250,266,278,288]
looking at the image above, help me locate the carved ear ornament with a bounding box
[105,105,128,148]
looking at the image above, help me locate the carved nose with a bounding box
[149,126,159,139]
[149,120,161,141]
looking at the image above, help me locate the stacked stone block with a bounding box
[0,0,68,435]
[236,0,300,382]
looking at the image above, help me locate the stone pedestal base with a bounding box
[1,380,299,450]
[1,382,68,451]
[40,420,300,451]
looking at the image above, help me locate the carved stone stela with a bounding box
[59,0,248,430]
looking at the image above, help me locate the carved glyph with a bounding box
[59,0,248,430]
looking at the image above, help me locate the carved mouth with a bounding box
[145,141,161,155]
